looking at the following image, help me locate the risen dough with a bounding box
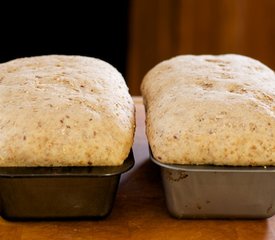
[0,55,135,166]
[141,54,275,166]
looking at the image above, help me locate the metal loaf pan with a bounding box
[0,151,134,220]
[151,151,275,219]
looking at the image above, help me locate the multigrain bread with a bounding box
[141,54,275,166]
[0,55,135,166]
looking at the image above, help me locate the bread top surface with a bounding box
[141,54,275,166]
[0,55,135,166]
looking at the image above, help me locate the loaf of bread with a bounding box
[141,54,275,166]
[0,55,135,166]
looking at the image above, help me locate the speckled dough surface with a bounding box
[141,54,275,166]
[0,55,135,166]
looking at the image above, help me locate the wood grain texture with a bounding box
[0,97,275,239]
[127,0,275,95]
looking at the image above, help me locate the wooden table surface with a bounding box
[1,97,275,240]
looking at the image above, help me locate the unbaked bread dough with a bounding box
[0,55,135,166]
[141,54,275,166]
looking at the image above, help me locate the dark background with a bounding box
[0,1,129,76]
[1,0,275,95]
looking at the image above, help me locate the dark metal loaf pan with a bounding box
[0,151,134,220]
[151,151,275,219]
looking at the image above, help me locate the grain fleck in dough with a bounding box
[141,54,275,166]
[0,55,135,166]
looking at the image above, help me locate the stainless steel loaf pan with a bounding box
[0,151,134,220]
[151,151,275,219]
